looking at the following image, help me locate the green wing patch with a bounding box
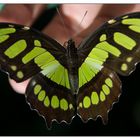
[35,51,70,89]
[79,48,108,87]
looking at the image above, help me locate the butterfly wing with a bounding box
[0,22,75,127]
[0,22,67,82]
[78,12,140,76]
[77,67,121,124]
[26,73,75,128]
[77,12,140,123]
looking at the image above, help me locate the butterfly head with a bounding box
[64,39,75,48]
[67,39,77,50]
[68,39,74,44]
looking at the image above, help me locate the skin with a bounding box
[0,4,140,94]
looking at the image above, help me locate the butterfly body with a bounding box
[66,39,79,94]
[0,12,140,128]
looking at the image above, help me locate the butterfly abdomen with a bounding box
[66,39,79,95]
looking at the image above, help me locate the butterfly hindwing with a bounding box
[0,23,66,82]
[77,67,121,123]
[26,73,75,128]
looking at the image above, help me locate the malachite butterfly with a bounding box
[0,12,140,128]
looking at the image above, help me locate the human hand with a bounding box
[1,4,140,94]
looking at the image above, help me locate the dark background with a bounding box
[0,7,140,136]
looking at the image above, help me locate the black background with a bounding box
[0,7,140,136]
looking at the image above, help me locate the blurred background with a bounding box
[0,4,140,136]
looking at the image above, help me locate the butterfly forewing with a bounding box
[78,12,140,76]
[0,23,66,82]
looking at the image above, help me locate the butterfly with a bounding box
[0,12,140,128]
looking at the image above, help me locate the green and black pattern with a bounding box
[0,12,140,128]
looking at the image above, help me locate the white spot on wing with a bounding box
[122,15,129,19]
[22,26,30,30]
[108,19,116,24]
[9,24,14,28]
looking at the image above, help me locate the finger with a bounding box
[9,79,30,94]
[0,4,46,25]
[98,4,140,18]
[0,4,33,25]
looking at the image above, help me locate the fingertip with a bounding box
[9,78,30,94]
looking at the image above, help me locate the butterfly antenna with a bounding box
[56,7,71,40]
[78,10,88,30]
[73,10,88,38]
